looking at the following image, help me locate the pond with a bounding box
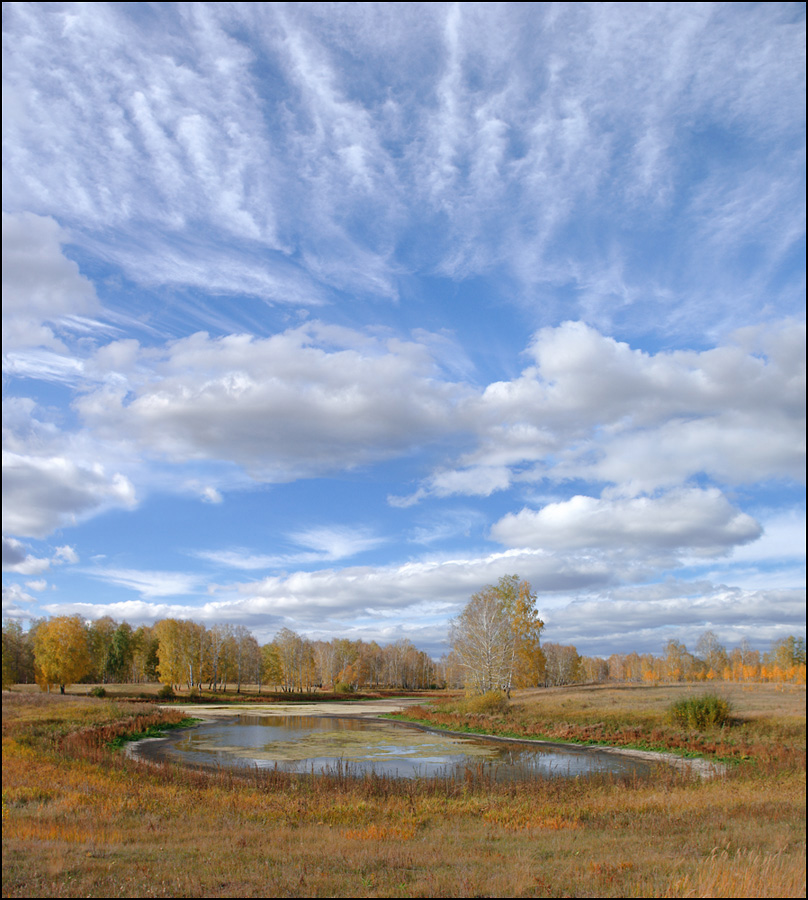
[134,714,657,781]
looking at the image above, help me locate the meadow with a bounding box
[2,682,805,898]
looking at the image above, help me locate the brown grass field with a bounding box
[2,682,805,898]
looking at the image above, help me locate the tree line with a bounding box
[1,616,439,694]
[2,580,805,693]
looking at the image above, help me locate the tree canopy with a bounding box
[32,615,92,694]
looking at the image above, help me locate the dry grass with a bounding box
[393,682,806,767]
[2,685,805,898]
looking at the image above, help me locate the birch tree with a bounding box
[450,576,544,695]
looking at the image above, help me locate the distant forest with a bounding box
[2,616,805,693]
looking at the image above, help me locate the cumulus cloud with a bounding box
[2,536,80,574]
[2,211,99,354]
[68,317,805,506]
[2,536,50,575]
[430,319,806,498]
[491,488,762,557]
[2,582,38,615]
[2,452,136,538]
[76,323,469,481]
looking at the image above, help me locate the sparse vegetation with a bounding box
[2,683,804,897]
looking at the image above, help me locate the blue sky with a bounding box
[2,2,805,659]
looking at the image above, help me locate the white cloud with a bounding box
[430,319,806,498]
[2,536,50,575]
[2,582,37,612]
[2,211,98,354]
[77,323,468,481]
[82,568,203,599]
[197,526,385,572]
[3,4,802,326]
[54,545,80,565]
[491,489,762,557]
[540,586,806,655]
[2,536,80,574]
[290,526,385,560]
[2,452,136,538]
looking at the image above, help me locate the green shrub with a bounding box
[462,690,511,715]
[88,686,107,698]
[157,684,176,700]
[669,694,732,730]
[334,681,354,694]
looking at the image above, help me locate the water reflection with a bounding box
[139,714,653,781]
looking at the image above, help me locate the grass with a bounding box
[389,682,806,765]
[2,683,805,897]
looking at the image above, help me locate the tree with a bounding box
[2,621,35,688]
[88,616,118,683]
[33,615,92,694]
[695,630,728,678]
[450,575,544,695]
[107,622,134,683]
[543,643,581,686]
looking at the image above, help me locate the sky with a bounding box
[2,2,805,660]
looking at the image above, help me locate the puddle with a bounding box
[133,714,657,780]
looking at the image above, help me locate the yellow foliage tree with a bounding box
[451,576,545,695]
[33,615,92,694]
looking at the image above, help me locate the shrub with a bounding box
[157,684,176,700]
[334,681,354,694]
[88,686,107,698]
[462,690,511,715]
[669,694,732,730]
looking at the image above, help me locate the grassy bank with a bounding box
[387,683,807,765]
[2,685,805,898]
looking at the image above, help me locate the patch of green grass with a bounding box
[105,717,200,750]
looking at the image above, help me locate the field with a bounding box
[2,683,805,898]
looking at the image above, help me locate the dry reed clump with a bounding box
[459,689,511,715]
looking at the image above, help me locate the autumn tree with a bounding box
[2,620,35,688]
[154,619,205,691]
[33,615,92,694]
[543,642,581,686]
[450,575,544,695]
[695,630,728,679]
[88,616,118,683]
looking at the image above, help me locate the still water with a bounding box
[139,714,654,781]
